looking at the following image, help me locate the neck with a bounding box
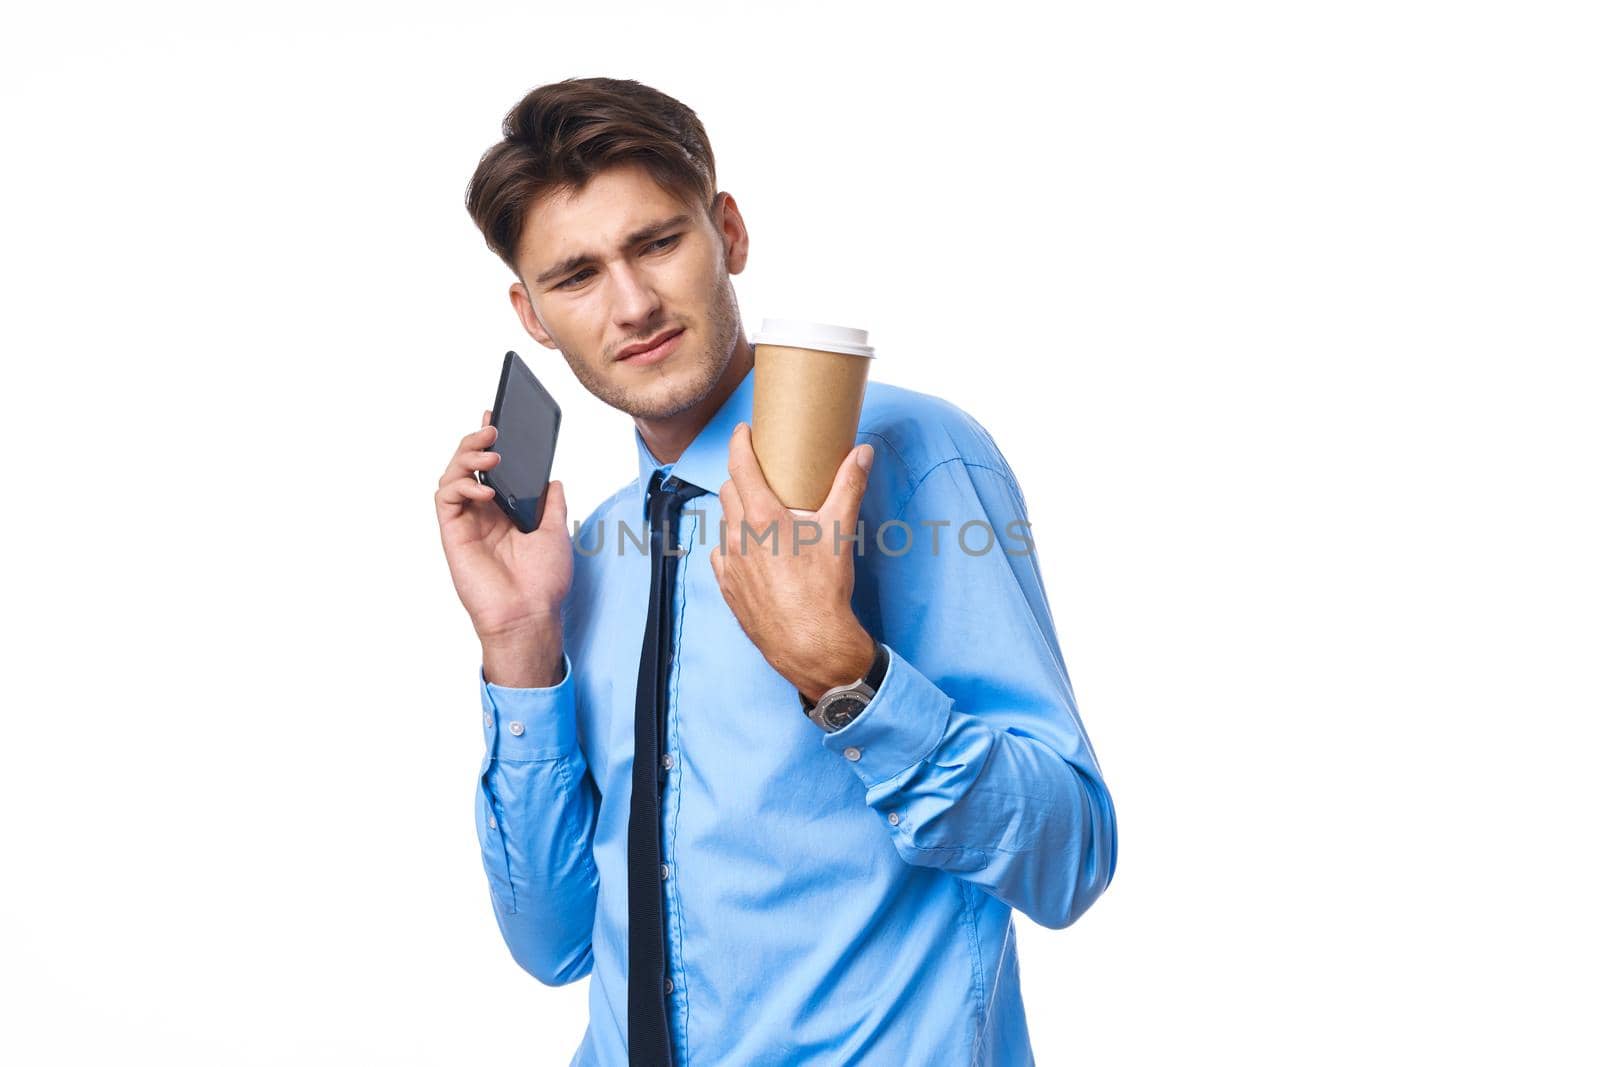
[635,335,754,465]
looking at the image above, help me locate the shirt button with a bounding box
[483,712,492,728]
[887,812,900,826]
[664,977,674,994]
[508,721,525,737]
[844,746,862,761]
[661,863,671,880]
[489,815,498,830]
[661,753,674,770]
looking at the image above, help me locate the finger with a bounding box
[708,540,736,604]
[820,442,874,529]
[437,473,497,510]
[483,409,492,427]
[440,448,502,489]
[719,476,744,524]
[725,422,782,521]
[535,479,568,534]
[440,426,499,486]
[718,477,745,553]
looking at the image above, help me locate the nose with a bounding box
[610,261,663,331]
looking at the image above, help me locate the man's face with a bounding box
[509,162,748,421]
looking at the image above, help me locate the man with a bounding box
[437,76,1117,1066]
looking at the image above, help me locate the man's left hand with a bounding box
[710,421,877,705]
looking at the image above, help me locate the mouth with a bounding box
[616,327,686,365]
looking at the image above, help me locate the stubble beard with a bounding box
[558,266,743,421]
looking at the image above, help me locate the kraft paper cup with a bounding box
[749,318,876,511]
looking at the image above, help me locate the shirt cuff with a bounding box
[478,654,576,760]
[818,644,953,786]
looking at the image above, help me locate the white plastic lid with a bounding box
[750,317,875,358]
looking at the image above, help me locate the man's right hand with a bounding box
[436,409,572,687]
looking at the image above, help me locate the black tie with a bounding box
[628,469,708,1067]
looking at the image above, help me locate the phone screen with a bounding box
[483,351,561,533]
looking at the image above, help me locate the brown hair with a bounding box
[464,76,718,280]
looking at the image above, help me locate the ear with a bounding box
[712,191,750,275]
[509,282,558,349]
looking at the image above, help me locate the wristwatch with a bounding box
[801,641,890,733]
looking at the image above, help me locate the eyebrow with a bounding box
[532,213,692,286]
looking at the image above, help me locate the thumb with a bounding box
[821,443,874,528]
[537,479,569,534]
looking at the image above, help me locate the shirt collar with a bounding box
[633,361,755,522]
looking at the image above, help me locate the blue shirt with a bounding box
[474,362,1117,1066]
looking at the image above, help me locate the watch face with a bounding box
[824,697,867,730]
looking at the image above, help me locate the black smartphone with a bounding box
[479,351,561,533]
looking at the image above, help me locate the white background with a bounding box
[2,2,1595,1063]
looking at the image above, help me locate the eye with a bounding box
[555,236,679,291]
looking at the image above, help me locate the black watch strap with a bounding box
[800,641,889,714]
[862,640,890,691]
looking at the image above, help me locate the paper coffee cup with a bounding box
[749,318,876,511]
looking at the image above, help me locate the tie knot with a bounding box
[648,469,708,505]
[646,469,708,529]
